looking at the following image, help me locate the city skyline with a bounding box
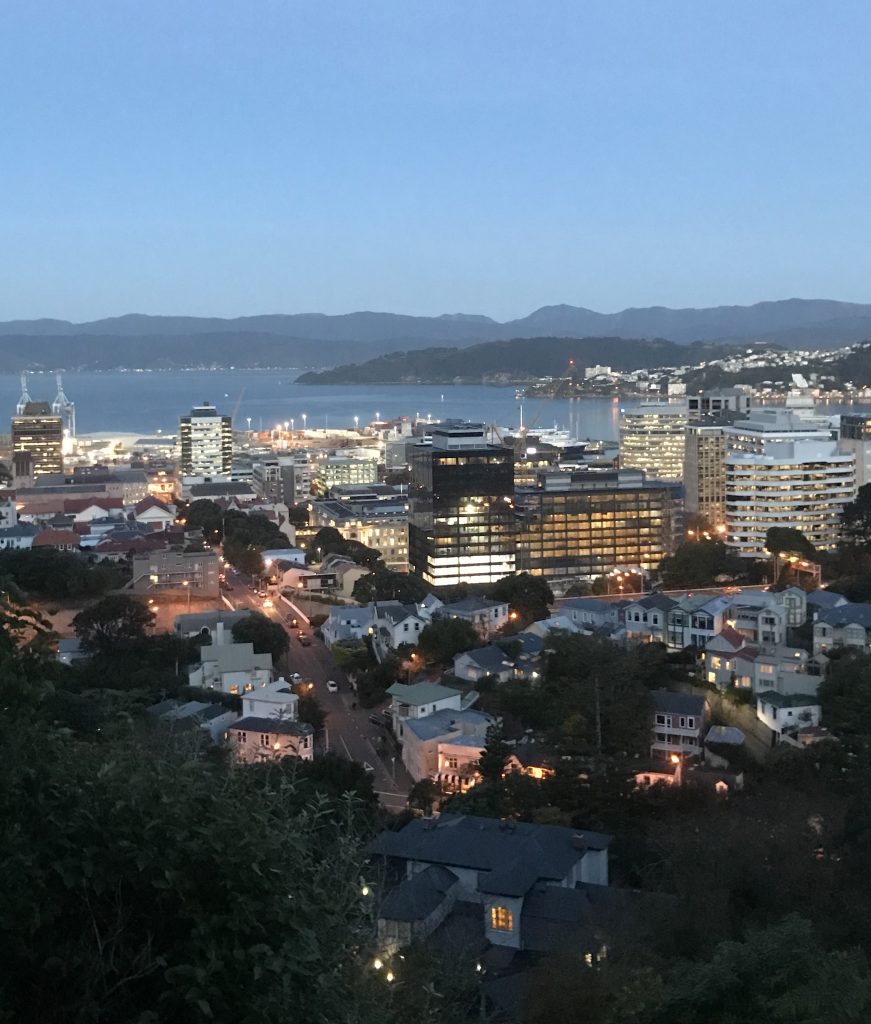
[3,2,871,320]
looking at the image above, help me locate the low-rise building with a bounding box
[651,690,707,760]
[227,716,314,762]
[453,644,516,684]
[756,691,821,741]
[813,603,871,655]
[440,597,510,638]
[188,641,273,695]
[174,609,250,644]
[131,548,221,598]
[0,522,39,550]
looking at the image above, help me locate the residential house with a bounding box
[32,528,81,552]
[187,641,273,694]
[813,603,871,655]
[756,691,822,742]
[174,609,250,644]
[0,522,39,550]
[666,595,731,650]
[453,645,515,684]
[806,589,849,616]
[522,614,582,639]
[387,681,464,735]
[133,496,176,531]
[227,717,314,762]
[369,814,612,955]
[319,552,371,597]
[651,690,707,760]
[322,604,377,647]
[560,597,626,632]
[440,597,510,639]
[621,593,677,644]
[373,601,428,650]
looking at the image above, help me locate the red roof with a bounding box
[134,495,173,515]
[64,497,124,514]
[96,535,168,554]
[715,625,750,650]
[33,529,81,548]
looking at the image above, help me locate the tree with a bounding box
[222,512,291,573]
[231,612,289,662]
[765,525,816,560]
[307,527,381,569]
[297,692,327,732]
[182,498,223,540]
[818,652,871,745]
[408,778,442,816]
[489,572,554,625]
[0,548,123,600]
[73,595,155,654]
[477,723,511,784]
[658,539,742,589]
[841,484,871,548]
[0,714,382,1023]
[417,617,479,664]
[352,567,428,604]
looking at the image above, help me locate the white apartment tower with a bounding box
[619,402,688,481]
[179,402,233,476]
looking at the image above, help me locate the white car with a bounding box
[326,679,338,693]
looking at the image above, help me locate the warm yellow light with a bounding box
[670,754,680,764]
[361,884,370,896]
[373,958,383,970]
[385,971,395,983]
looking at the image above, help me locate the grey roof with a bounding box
[369,814,611,898]
[458,645,513,672]
[0,523,39,538]
[146,699,181,717]
[175,609,249,633]
[636,593,678,612]
[198,642,273,673]
[806,589,846,610]
[188,482,256,497]
[386,681,461,706]
[705,725,746,746]
[653,690,706,716]
[374,601,421,624]
[816,603,871,629]
[379,865,457,922]
[515,632,544,656]
[442,597,506,614]
[756,691,819,710]
[230,716,313,736]
[403,708,491,742]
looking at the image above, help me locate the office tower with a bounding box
[724,407,832,455]
[409,423,515,586]
[684,423,728,528]
[839,414,871,488]
[11,401,63,479]
[725,441,855,558]
[686,387,752,421]
[515,468,683,580]
[179,402,233,476]
[619,402,688,481]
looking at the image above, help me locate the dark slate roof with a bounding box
[147,699,180,717]
[378,865,457,922]
[368,814,611,897]
[443,597,505,614]
[636,593,678,612]
[653,690,706,716]
[230,716,313,736]
[514,632,544,656]
[459,644,513,672]
[806,589,846,610]
[816,603,871,629]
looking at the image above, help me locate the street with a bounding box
[227,574,412,810]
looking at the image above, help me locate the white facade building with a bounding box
[619,402,688,481]
[725,440,855,557]
[179,402,233,476]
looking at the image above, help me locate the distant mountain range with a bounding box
[1,298,871,371]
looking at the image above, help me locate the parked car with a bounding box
[300,636,312,647]
[326,679,338,693]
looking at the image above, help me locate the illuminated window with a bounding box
[490,906,513,932]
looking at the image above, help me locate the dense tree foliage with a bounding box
[230,611,290,662]
[307,526,381,569]
[488,571,553,625]
[476,724,512,784]
[352,567,429,604]
[765,525,816,559]
[417,616,479,664]
[73,595,155,654]
[658,539,743,589]
[841,484,871,548]
[0,548,124,599]
[222,511,291,574]
[818,652,871,743]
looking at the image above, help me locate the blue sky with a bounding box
[1,1,869,321]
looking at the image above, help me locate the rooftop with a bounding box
[653,690,706,717]
[369,814,611,898]
[757,691,820,710]
[230,716,313,737]
[386,681,462,706]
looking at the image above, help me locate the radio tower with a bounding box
[52,373,76,437]
[15,372,32,414]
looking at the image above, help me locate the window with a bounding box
[259,734,271,746]
[490,906,513,932]
[655,714,666,725]
[236,731,247,744]
[686,717,695,729]
[679,717,687,728]
[446,756,458,770]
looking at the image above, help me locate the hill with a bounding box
[295,336,736,385]
[3,299,871,370]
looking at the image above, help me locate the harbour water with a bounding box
[4,369,871,440]
[0,370,636,440]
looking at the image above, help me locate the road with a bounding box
[226,573,412,810]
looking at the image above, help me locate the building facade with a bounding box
[619,402,688,481]
[684,421,729,527]
[409,424,516,586]
[179,402,233,476]
[515,468,683,580]
[12,402,63,478]
[725,440,855,557]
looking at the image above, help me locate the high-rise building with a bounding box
[684,422,728,528]
[619,402,688,481]
[687,387,752,421]
[11,402,63,479]
[515,468,683,580]
[179,402,233,476]
[725,441,855,558]
[409,423,515,586]
[839,414,871,488]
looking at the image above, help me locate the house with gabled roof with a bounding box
[651,690,707,760]
[440,596,510,638]
[453,644,515,683]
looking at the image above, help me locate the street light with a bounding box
[302,413,307,431]
[182,579,191,611]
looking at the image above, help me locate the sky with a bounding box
[1,1,870,322]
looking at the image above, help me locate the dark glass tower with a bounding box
[409,423,515,586]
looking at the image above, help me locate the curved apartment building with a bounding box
[725,440,855,557]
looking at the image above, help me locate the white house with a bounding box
[440,597,510,638]
[133,496,176,531]
[453,645,515,684]
[188,641,273,694]
[621,594,677,645]
[813,603,871,655]
[756,691,821,741]
[322,605,376,647]
[0,522,39,550]
[241,677,300,721]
